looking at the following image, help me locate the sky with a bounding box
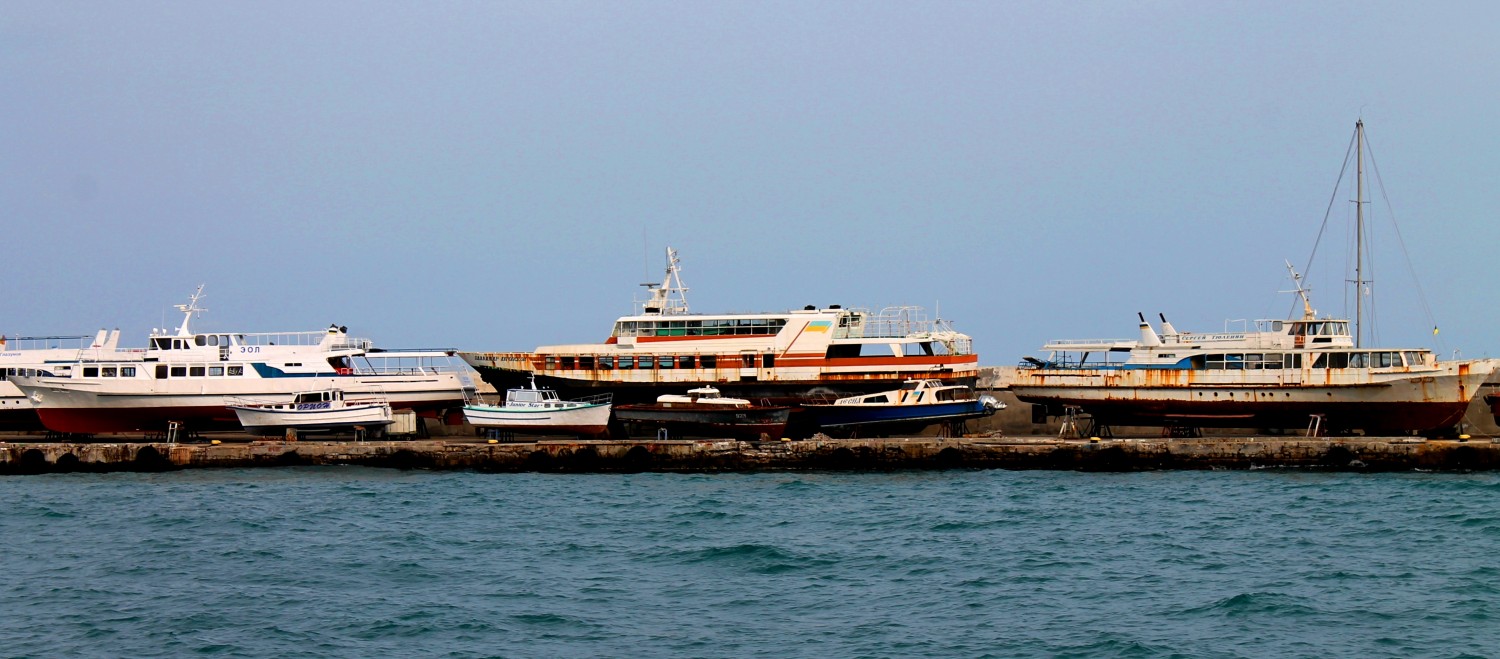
[4,1,1500,362]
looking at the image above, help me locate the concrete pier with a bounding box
[3,435,1499,475]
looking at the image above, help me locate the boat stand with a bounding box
[1059,406,1111,439]
[1306,414,1325,438]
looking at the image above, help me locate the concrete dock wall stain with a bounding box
[2,437,1499,475]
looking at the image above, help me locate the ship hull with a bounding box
[462,403,612,437]
[466,364,978,406]
[15,374,467,434]
[1011,361,1496,434]
[614,405,791,441]
[230,404,394,436]
[805,400,996,433]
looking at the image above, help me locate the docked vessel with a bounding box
[803,378,1003,436]
[463,377,612,437]
[0,330,126,429]
[1012,122,1498,437]
[10,287,473,434]
[460,248,979,405]
[228,389,393,436]
[614,387,791,440]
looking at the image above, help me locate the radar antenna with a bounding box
[1281,261,1316,320]
[174,284,207,336]
[637,247,689,315]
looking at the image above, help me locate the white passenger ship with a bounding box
[459,248,980,404]
[10,287,472,434]
[0,330,126,428]
[1012,122,1497,437]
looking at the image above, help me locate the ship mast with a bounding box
[1354,119,1366,348]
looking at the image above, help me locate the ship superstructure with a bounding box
[460,248,979,403]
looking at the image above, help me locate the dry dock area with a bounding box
[3,435,1499,474]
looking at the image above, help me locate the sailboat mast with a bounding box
[1354,119,1365,348]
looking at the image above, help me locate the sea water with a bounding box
[2,468,1497,657]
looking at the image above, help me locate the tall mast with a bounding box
[1354,119,1365,348]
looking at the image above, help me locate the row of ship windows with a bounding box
[1192,351,1423,370]
[542,354,774,370]
[614,319,788,338]
[153,335,240,349]
[77,365,247,378]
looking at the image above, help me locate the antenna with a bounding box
[174,284,207,336]
[1281,261,1315,319]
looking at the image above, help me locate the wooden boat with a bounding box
[463,377,611,437]
[803,379,1003,436]
[228,389,392,436]
[614,386,791,440]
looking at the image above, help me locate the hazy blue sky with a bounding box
[4,1,1499,361]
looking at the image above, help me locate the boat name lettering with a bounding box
[296,402,331,411]
[239,346,261,354]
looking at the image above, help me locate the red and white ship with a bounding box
[460,248,980,405]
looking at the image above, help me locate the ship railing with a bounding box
[230,330,373,349]
[571,392,614,406]
[1018,356,1128,370]
[0,335,94,351]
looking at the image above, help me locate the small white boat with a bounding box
[463,378,612,437]
[228,389,393,436]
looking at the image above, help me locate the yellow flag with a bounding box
[1433,326,1440,336]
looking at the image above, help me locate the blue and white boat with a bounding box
[803,379,1002,435]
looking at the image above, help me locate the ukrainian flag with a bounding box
[806,320,832,333]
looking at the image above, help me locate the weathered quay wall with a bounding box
[3,436,1499,475]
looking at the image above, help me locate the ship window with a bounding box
[121,366,136,377]
[1328,353,1349,369]
[1205,354,1225,369]
[102,367,117,377]
[170,366,187,377]
[1225,354,1244,370]
[190,366,205,376]
[1312,353,1328,369]
[1376,352,1396,368]
[560,356,575,369]
[210,366,224,376]
[638,322,655,338]
[658,356,673,368]
[678,355,695,369]
[83,367,99,377]
[153,337,170,350]
[700,355,716,368]
[741,354,756,368]
[579,356,595,370]
[1272,321,1284,331]
[1349,352,1369,368]
[1405,351,1425,367]
[1159,354,1176,359]
[1261,354,1282,370]
[228,366,243,376]
[544,356,556,370]
[1245,354,1264,369]
[156,365,169,379]
[207,335,218,346]
[763,354,775,368]
[1190,355,1207,369]
[617,356,633,369]
[221,335,231,346]
[285,363,301,367]
[195,335,206,346]
[640,356,654,369]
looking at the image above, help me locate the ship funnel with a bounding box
[93,328,109,349]
[1158,313,1180,339]
[1138,312,1161,347]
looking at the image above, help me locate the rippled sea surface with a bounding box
[3,468,1499,658]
